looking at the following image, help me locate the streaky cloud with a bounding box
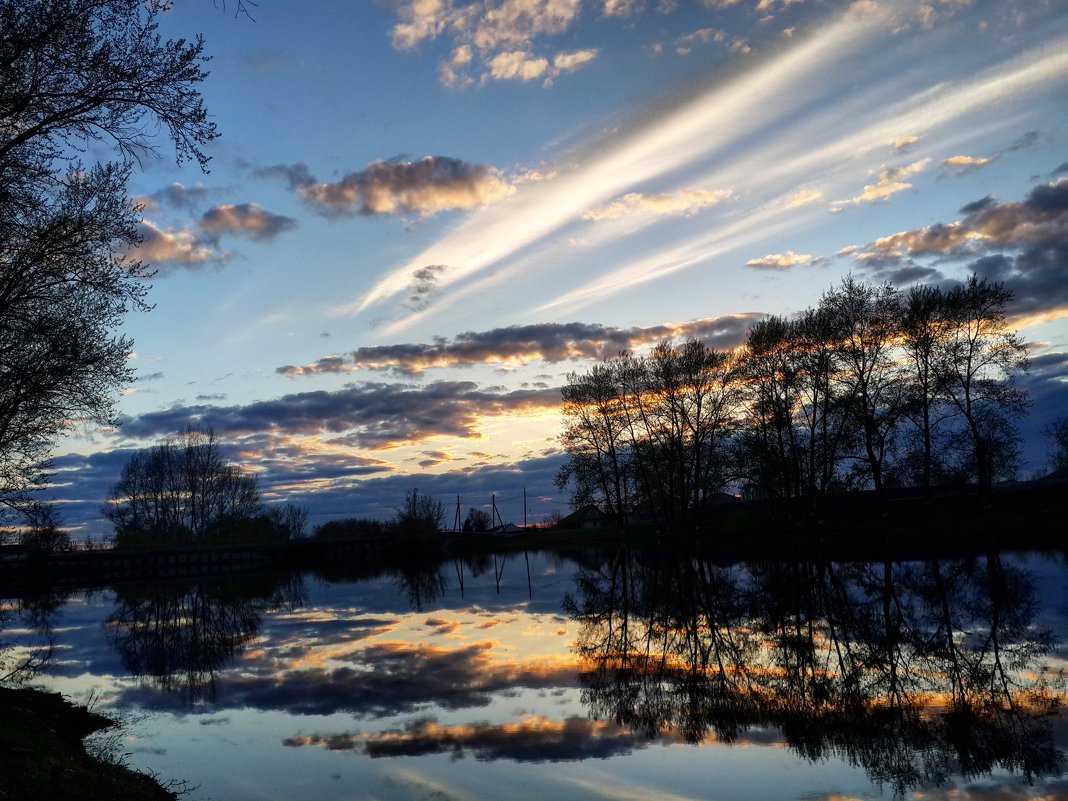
[348,10,889,321]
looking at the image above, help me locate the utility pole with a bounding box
[523,487,527,529]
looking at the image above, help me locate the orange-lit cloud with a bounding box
[745,250,824,270]
[850,157,931,203]
[848,177,1068,322]
[283,714,676,762]
[132,221,216,267]
[113,381,562,451]
[276,315,762,377]
[290,156,515,217]
[942,154,991,169]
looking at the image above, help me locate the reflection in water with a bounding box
[0,590,69,684]
[106,574,305,703]
[565,550,1065,796]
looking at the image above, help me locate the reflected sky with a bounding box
[4,550,1066,801]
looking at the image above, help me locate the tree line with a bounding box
[555,274,1032,526]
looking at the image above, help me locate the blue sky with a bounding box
[49,0,1068,536]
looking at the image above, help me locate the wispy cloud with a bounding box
[350,11,891,323]
[399,21,1068,322]
[583,189,731,221]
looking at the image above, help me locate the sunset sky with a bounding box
[50,0,1068,536]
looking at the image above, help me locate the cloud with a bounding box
[198,203,297,243]
[852,177,1068,320]
[407,265,448,311]
[486,49,550,81]
[551,48,599,73]
[786,189,824,208]
[149,182,213,211]
[112,381,562,450]
[281,156,515,217]
[356,11,1068,333]
[746,251,823,270]
[275,315,763,376]
[390,0,599,86]
[131,198,296,267]
[849,158,931,203]
[285,715,665,762]
[131,221,217,267]
[582,189,731,221]
[484,48,598,84]
[119,639,578,718]
[254,162,315,190]
[942,154,991,170]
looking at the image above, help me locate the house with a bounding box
[558,504,607,530]
[488,522,524,535]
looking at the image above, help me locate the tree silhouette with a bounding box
[0,0,217,524]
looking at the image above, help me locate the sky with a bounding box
[48,0,1068,537]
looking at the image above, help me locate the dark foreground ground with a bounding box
[0,686,178,801]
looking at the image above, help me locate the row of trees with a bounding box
[556,275,1031,525]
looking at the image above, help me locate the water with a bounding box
[4,548,1067,800]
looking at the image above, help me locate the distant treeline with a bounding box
[556,274,1038,526]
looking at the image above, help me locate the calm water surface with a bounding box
[4,549,1067,801]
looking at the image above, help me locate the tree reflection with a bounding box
[106,574,305,703]
[566,550,1064,796]
[394,560,448,612]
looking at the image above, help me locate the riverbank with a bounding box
[0,686,177,801]
[2,482,1065,594]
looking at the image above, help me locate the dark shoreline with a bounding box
[2,482,1066,596]
[0,686,178,801]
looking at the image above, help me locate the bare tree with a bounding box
[1042,416,1068,473]
[555,362,632,524]
[557,340,739,526]
[821,276,905,493]
[937,276,1029,497]
[392,489,445,537]
[464,507,492,533]
[899,284,951,492]
[0,0,217,523]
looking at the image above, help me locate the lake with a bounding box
[3,548,1066,800]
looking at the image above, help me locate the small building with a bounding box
[558,504,607,530]
[488,522,524,535]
